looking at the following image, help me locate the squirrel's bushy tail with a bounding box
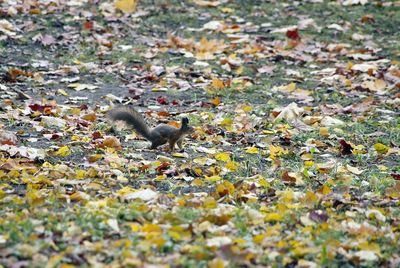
[108,107,153,141]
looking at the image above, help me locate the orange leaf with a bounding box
[212,78,225,89]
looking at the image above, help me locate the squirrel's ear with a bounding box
[181,117,189,125]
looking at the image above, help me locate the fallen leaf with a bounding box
[123,188,158,201]
[115,0,137,13]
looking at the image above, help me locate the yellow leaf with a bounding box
[262,130,274,135]
[42,162,53,168]
[82,113,96,122]
[0,189,5,200]
[277,240,287,248]
[353,144,366,155]
[86,168,98,177]
[144,234,166,248]
[220,7,234,13]
[115,0,137,13]
[322,185,331,195]
[210,166,220,176]
[374,143,389,154]
[203,197,217,208]
[245,147,259,154]
[70,191,89,202]
[54,146,71,157]
[194,168,203,176]
[71,135,80,141]
[142,224,162,233]
[47,254,63,268]
[220,117,232,126]
[26,190,45,206]
[253,233,266,244]
[205,175,222,182]
[377,165,387,171]
[192,178,203,186]
[281,189,294,203]
[177,199,185,206]
[216,181,234,195]
[151,87,168,92]
[130,223,140,232]
[235,66,243,75]
[116,186,135,196]
[225,160,239,171]
[86,199,107,209]
[57,89,68,96]
[171,152,188,158]
[233,238,247,245]
[73,169,84,179]
[265,213,283,222]
[304,191,318,204]
[304,161,314,168]
[117,176,128,183]
[168,230,182,241]
[258,177,270,188]
[286,82,296,91]
[319,127,329,137]
[269,144,288,160]
[242,105,253,112]
[214,152,230,162]
[155,174,166,181]
[208,258,225,268]
[8,169,20,178]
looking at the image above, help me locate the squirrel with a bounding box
[108,106,193,152]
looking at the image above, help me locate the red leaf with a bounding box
[156,162,171,175]
[50,133,61,140]
[29,103,53,112]
[157,96,169,105]
[339,139,353,155]
[1,139,16,146]
[286,29,300,40]
[79,104,89,111]
[391,173,400,180]
[83,21,94,30]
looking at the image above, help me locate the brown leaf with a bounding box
[281,171,296,184]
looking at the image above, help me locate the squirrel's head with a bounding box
[181,117,194,133]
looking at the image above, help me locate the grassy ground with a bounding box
[0,0,399,267]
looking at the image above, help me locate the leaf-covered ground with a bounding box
[1,0,400,267]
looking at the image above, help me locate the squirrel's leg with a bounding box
[177,139,183,150]
[168,140,176,152]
